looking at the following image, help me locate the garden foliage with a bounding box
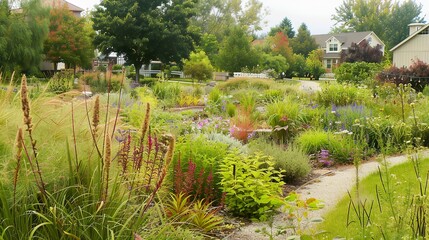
[219,152,285,221]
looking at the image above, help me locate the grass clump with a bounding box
[248,138,310,182]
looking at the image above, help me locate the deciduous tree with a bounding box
[183,51,214,82]
[44,5,94,71]
[216,26,261,72]
[306,49,325,80]
[191,0,266,40]
[341,39,383,63]
[268,31,293,63]
[0,0,49,74]
[92,0,198,82]
[331,0,424,48]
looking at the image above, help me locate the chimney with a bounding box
[408,23,426,36]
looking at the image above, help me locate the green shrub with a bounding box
[217,78,273,93]
[48,72,73,94]
[152,82,181,107]
[361,117,412,153]
[248,139,310,182]
[377,59,429,92]
[296,130,335,154]
[139,77,157,86]
[172,134,230,203]
[183,51,214,82]
[320,104,372,132]
[226,102,236,117]
[219,152,284,220]
[335,62,383,85]
[261,89,283,103]
[423,85,429,96]
[266,100,304,141]
[317,83,371,107]
[296,129,355,163]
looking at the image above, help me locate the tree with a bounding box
[331,0,424,48]
[341,39,383,63]
[289,54,307,78]
[44,5,94,71]
[306,49,325,80]
[216,26,261,72]
[268,31,293,62]
[385,1,425,47]
[191,0,266,40]
[290,23,317,57]
[183,51,214,82]
[268,16,295,38]
[260,53,288,75]
[196,33,219,63]
[92,0,198,82]
[0,0,49,74]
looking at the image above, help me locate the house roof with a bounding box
[42,0,84,12]
[390,23,429,52]
[312,31,375,48]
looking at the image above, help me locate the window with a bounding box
[327,59,332,69]
[329,43,338,52]
[419,28,428,35]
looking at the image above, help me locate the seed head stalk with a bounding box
[20,75,46,195]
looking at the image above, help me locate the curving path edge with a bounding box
[227,151,429,239]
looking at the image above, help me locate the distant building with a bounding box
[42,0,84,17]
[391,23,429,67]
[312,31,385,72]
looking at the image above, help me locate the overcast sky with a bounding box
[69,0,429,35]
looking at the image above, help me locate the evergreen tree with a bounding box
[290,23,318,57]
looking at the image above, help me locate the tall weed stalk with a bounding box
[4,72,175,239]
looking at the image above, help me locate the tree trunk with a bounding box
[134,63,143,83]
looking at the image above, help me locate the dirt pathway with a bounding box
[298,80,322,92]
[227,151,429,239]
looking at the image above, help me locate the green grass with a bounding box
[318,155,429,239]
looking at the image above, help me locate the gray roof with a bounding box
[312,31,373,48]
[390,24,429,51]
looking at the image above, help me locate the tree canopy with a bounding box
[306,49,325,80]
[183,50,214,82]
[331,0,424,48]
[0,0,49,74]
[44,5,94,71]
[191,0,266,40]
[216,26,260,72]
[290,23,318,57]
[341,39,383,63]
[92,0,199,81]
[268,16,295,38]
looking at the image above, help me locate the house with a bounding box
[42,0,84,17]
[391,23,429,67]
[312,31,385,72]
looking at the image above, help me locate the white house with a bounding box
[312,31,385,72]
[391,23,429,67]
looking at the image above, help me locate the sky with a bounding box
[69,0,429,35]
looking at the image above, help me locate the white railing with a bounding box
[139,69,184,78]
[233,72,268,79]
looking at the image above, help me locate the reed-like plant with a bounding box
[2,71,176,239]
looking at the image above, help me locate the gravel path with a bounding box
[298,80,322,92]
[227,151,429,239]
